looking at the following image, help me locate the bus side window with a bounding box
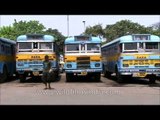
[0,43,1,53]
[1,45,4,53]
[119,44,122,52]
[11,45,14,55]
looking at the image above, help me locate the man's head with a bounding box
[45,55,49,60]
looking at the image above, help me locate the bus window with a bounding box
[138,43,145,52]
[1,45,4,52]
[145,42,159,52]
[139,42,143,48]
[66,44,79,52]
[81,43,85,52]
[119,44,122,52]
[124,43,137,51]
[39,43,52,49]
[146,42,158,49]
[87,44,100,50]
[33,42,38,49]
[0,43,1,53]
[19,42,32,49]
[11,45,14,55]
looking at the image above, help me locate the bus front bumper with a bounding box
[119,68,160,77]
[65,69,102,73]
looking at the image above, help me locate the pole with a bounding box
[83,21,85,33]
[67,15,69,37]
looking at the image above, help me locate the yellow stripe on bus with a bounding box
[16,54,56,61]
[103,53,160,62]
[0,54,15,61]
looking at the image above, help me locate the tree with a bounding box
[151,22,160,30]
[0,20,46,40]
[104,20,153,43]
[0,26,16,40]
[149,22,160,36]
[84,24,105,38]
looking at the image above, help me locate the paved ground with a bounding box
[0,73,160,105]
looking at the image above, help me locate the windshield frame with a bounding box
[17,42,54,52]
[65,43,101,53]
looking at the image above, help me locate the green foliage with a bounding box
[104,20,153,43]
[0,20,46,40]
[0,20,65,54]
[84,20,160,44]
[0,26,16,40]
[85,24,104,37]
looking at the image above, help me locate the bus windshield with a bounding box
[87,43,100,53]
[39,43,52,49]
[66,44,79,52]
[145,42,159,52]
[18,42,32,51]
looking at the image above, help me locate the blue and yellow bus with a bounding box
[64,35,102,82]
[101,34,160,83]
[16,34,59,82]
[0,37,16,83]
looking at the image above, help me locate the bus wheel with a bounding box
[94,73,101,82]
[149,78,156,84]
[105,71,111,78]
[19,75,26,83]
[116,70,123,83]
[0,66,8,83]
[66,73,72,82]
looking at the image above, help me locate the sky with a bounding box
[0,15,159,36]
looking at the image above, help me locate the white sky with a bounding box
[0,15,160,36]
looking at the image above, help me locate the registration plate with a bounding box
[81,71,87,75]
[33,71,39,76]
[133,73,146,77]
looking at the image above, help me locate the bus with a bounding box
[16,34,59,82]
[101,34,160,83]
[64,35,102,82]
[0,37,16,83]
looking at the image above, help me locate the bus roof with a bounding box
[102,34,160,48]
[0,37,16,45]
[17,34,54,42]
[65,36,101,44]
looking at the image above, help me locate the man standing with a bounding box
[42,55,52,89]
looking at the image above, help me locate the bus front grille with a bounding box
[77,57,90,69]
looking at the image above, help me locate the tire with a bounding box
[94,73,101,82]
[103,65,107,77]
[105,71,111,78]
[19,75,26,83]
[149,78,156,84]
[66,73,72,82]
[116,69,123,83]
[0,66,8,83]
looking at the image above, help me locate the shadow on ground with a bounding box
[102,74,160,87]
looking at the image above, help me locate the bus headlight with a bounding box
[67,64,72,68]
[18,62,24,66]
[95,63,100,67]
[155,63,160,67]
